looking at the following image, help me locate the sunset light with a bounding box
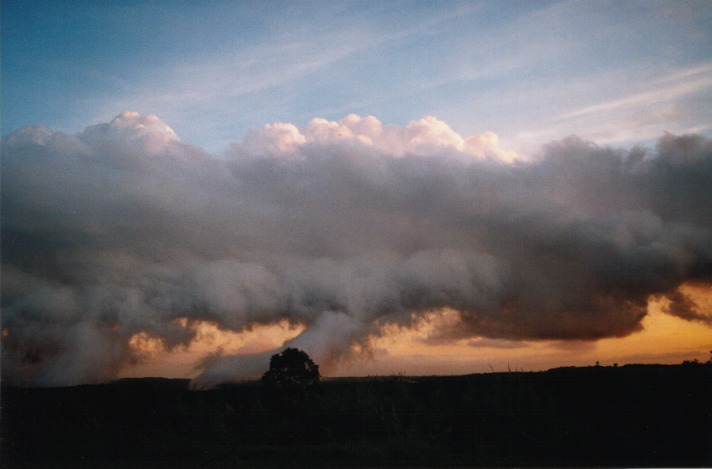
[4,3,712,467]
[2,0,711,389]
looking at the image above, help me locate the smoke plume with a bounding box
[2,112,711,386]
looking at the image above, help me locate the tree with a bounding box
[261,348,320,389]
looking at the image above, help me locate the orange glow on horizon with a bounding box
[120,319,305,379]
[332,288,712,376]
[119,286,712,380]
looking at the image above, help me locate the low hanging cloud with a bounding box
[2,112,711,386]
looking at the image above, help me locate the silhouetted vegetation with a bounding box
[2,363,711,467]
[261,348,320,390]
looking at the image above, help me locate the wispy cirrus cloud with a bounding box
[508,64,712,151]
[560,64,712,121]
[5,1,711,154]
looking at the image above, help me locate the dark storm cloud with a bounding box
[662,289,712,325]
[2,113,711,385]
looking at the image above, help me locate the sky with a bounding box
[2,0,712,386]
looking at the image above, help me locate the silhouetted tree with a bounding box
[261,348,320,390]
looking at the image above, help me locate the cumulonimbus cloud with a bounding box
[2,112,711,386]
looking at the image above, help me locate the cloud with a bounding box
[230,114,517,162]
[2,112,712,386]
[559,65,712,121]
[531,64,712,146]
[662,289,712,325]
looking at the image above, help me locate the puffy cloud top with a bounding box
[230,114,518,162]
[2,113,711,386]
[81,111,181,155]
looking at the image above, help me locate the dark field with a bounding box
[2,363,711,468]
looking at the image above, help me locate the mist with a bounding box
[2,112,711,386]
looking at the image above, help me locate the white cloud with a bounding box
[229,114,518,162]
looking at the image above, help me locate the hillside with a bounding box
[2,364,711,467]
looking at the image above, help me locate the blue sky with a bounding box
[4,0,712,385]
[3,0,711,154]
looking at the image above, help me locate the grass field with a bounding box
[2,363,711,467]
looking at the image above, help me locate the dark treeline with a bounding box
[2,363,711,468]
